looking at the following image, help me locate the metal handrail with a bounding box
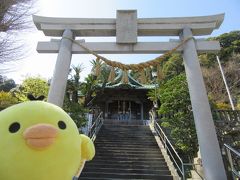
[224,143,240,179]
[153,120,185,179]
[224,144,240,157]
[149,111,203,180]
[88,112,103,140]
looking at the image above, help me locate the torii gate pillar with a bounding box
[47,29,74,107]
[181,27,227,180]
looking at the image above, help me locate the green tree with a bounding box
[91,59,111,85]
[99,63,111,86]
[197,32,240,108]
[80,74,98,107]
[0,91,18,110]
[0,75,16,91]
[205,31,240,63]
[11,76,49,101]
[147,88,159,103]
[162,54,184,80]
[66,65,83,103]
[198,53,217,68]
[158,74,198,158]
[217,31,240,59]
[63,99,88,128]
[63,64,88,128]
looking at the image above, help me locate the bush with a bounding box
[63,99,88,128]
[11,76,49,102]
[215,102,232,110]
[158,74,198,158]
[0,91,18,110]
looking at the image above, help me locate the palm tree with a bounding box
[63,64,88,128]
[80,74,98,107]
[91,59,111,86]
[66,64,83,103]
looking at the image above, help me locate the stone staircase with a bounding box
[79,124,174,179]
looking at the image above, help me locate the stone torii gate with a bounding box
[33,10,226,179]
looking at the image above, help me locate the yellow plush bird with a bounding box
[0,101,95,180]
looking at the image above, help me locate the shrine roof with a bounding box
[102,71,155,90]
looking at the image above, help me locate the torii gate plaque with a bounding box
[33,10,227,179]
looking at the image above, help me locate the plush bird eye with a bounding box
[58,121,66,130]
[9,122,21,133]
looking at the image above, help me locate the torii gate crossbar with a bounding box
[33,10,227,180]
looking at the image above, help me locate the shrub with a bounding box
[0,91,18,110]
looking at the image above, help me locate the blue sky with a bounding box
[4,0,240,83]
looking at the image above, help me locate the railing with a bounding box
[150,111,203,180]
[88,112,104,140]
[224,143,240,179]
[212,110,240,126]
[153,119,186,179]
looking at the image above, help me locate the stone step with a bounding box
[96,136,157,141]
[94,144,159,149]
[95,139,157,142]
[94,143,158,147]
[95,152,164,158]
[92,146,160,151]
[99,127,151,130]
[93,156,166,162]
[87,159,168,166]
[95,147,160,152]
[98,127,152,132]
[94,137,157,144]
[99,129,151,132]
[80,178,172,180]
[80,172,174,179]
[96,135,154,139]
[79,124,173,179]
[84,163,169,170]
[102,124,149,128]
[82,167,171,175]
[95,138,156,142]
[98,129,152,131]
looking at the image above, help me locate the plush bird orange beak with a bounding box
[23,124,58,149]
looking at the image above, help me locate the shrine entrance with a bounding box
[92,74,153,125]
[107,100,141,121]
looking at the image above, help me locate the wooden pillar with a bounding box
[129,101,132,121]
[141,103,144,121]
[105,102,109,119]
[181,27,227,180]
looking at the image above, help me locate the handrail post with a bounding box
[88,111,103,140]
[182,163,185,180]
[226,148,234,171]
[223,144,240,179]
[164,135,166,148]
[228,149,235,179]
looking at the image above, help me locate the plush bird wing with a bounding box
[80,134,95,160]
[73,134,95,178]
